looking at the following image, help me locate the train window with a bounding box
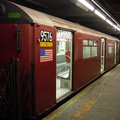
[83,47,91,58]
[83,39,98,59]
[89,40,94,45]
[94,41,98,46]
[108,43,114,54]
[92,47,97,57]
[83,40,89,45]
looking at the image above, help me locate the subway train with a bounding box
[0,0,119,119]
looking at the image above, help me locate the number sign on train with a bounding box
[40,30,52,42]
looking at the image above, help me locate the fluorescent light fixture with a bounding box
[78,0,95,11]
[106,19,113,26]
[113,25,117,29]
[94,9,106,20]
[91,0,119,26]
[113,25,120,31]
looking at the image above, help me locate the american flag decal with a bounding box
[40,49,53,62]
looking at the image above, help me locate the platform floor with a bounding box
[42,64,120,120]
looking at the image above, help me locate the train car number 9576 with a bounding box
[40,30,52,42]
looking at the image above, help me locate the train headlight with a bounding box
[0,4,6,16]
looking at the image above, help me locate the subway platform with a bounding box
[42,64,120,120]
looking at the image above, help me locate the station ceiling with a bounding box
[9,0,120,39]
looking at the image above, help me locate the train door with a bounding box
[34,25,56,114]
[114,41,119,64]
[114,41,117,64]
[101,38,106,73]
[56,29,73,99]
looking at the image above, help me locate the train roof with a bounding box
[0,0,119,41]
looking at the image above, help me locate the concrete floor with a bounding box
[42,64,120,120]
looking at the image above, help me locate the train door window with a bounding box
[101,38,106,73]
[56,29,73,100]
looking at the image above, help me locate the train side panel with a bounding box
[0,24,19,66]
[0,24,35,117]
[73,32,101,90]
[0,24,34,69]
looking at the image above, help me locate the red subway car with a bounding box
[0,1,119,119]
